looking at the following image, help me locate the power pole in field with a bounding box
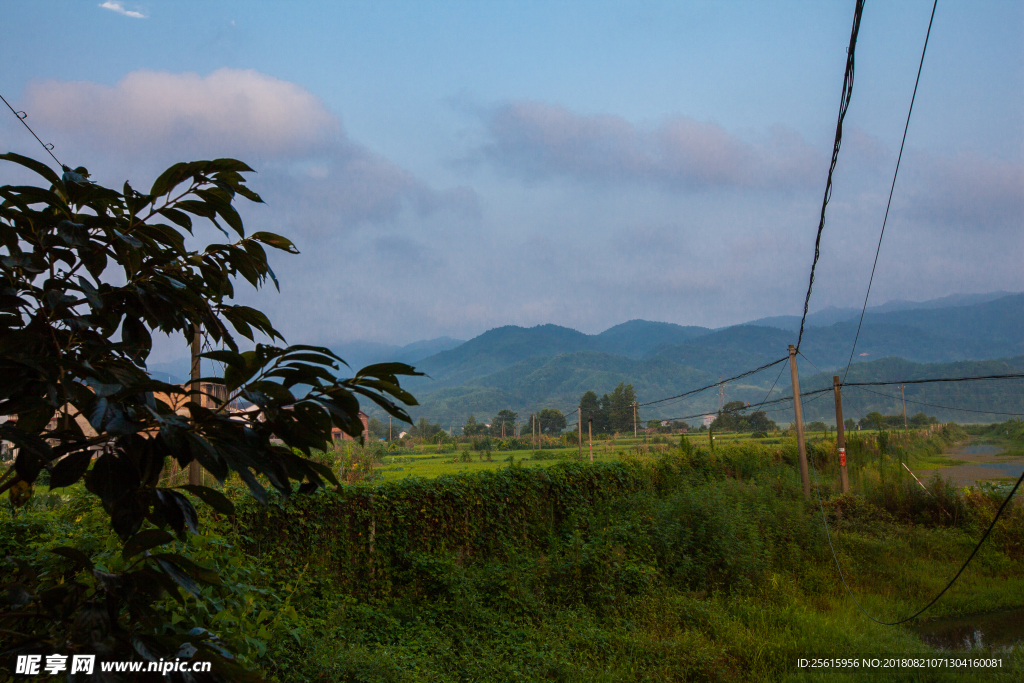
[789,345,810,500]
[833,376,849,494]
[578,404,583,460]
[901,384,908,432]
[532,414,536,453]
[189,324,201,486]
[588,418,593,462]
[633,401,638,438]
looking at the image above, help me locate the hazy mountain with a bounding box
[594,320,710,357]
[747,291,1018,331]
[391,293,1022,426]
[328,336,465,372]
[654,294,1023,372]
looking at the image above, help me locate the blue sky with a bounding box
[1,1,1021,360]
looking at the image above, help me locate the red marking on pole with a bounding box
[839,447,846,467]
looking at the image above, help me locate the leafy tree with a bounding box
[463,414,487,436]
[844,418,857,431]
[367,416,387,440]
[908,412,937,427]
[537,408,566,435]
[0,155,419,678]
[410,417,443,440]
[579,391,604,434]
[806,421,828,433]
[489,409,517,437]
[711,401,777,433]
[606,383,636,433]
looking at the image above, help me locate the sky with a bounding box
[1,0,1021,362]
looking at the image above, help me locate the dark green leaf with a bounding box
[123,529,175,559]
[175,484,236,515]
[49,450,93,489]
[50,546,94,572]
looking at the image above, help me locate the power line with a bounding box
[795,0,865,351]
[638,356,788,408]
[809,448,1024,625]
[0,92,62,168]
[842,0,939,382]
[847,384,1024,418]
[841,372,1024,387]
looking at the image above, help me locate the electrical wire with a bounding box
[842,0,939,381]
[0,92,62,168]
[796,0,865,351]
[842,372,1024,387]
[638,356,788,408]
[847,384,1024,418]
[809,448,1024,625]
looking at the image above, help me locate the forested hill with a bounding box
[404,293,1022,391]
[364,293,1022,427]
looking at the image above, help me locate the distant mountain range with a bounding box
[147,292,1024,426]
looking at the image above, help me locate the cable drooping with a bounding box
[795,0,865,352]
[1,92,63,168]
[848,384,1024,418]
[842,0,939,382]
[809,448,1024,625]
[638,356,788,408]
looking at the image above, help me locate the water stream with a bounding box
[911,607,1024,651]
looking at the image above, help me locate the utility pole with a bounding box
[633,401,638,438]
[389,416,392,441]
[901,384,908,432]
[578,404,583,460]
[532,414,536,453]
[789,345,810,500]
[189,324,202,486]
[833,376,849,494]
[588,418,593,462]
[718,379,724,413]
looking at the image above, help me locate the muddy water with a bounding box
[911,607,1024,651]
[914,442,1023,487]
[959,444,1004,457]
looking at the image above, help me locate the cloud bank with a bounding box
[20,68,475,231]
[475,101,824,191]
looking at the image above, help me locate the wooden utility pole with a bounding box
[588,418,593,462]
[578,404,583,460]
[532,414,536,453]
[901,384,908,432]
[189,324,202,486]
[833,376,849,494]
[633,401,638,438]
[789,345,810,499]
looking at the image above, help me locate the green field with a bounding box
[5,423,1023,681]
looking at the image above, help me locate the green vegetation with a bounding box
[9,423,1022,681]
[0,155,418,678]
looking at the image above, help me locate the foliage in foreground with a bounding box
[4,427,1024,681]
[0,155,418,680]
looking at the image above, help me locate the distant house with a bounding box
[332,412,370,442]
[702,414,716,428]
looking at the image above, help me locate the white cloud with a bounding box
[24,68,338,159]
[474,101,824,192]
[16,68,476,232]
[99,2,146,19]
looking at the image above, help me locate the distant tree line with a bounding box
[710,401,777,433]
[858,411,938,430]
